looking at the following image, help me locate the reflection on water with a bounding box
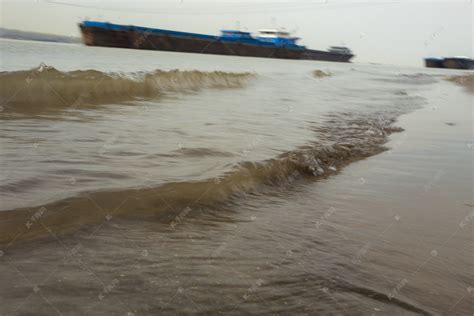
[0,39,472,315]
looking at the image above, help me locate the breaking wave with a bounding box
[0,64,254,113]
[0,111,405,244]
[312,70,332,78]
[446,74,474,93]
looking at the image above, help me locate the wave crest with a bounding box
[0,64,254,113]
[313,70,332,78]
[0,112,404,244]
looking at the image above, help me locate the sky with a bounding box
[0,0,472,66]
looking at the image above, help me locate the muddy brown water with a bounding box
[0,39,472,315]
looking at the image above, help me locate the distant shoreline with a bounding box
[0,27,80,44]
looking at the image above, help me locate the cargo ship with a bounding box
[79,21,354,62]
[424,57,474,70]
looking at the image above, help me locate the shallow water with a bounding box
[0,39,472,315]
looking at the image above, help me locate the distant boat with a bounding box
[79,21,354,63]
[424,56,474,70]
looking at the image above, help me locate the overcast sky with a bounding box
[0,0,472,66]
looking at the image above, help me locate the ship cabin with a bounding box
[220,30,254,40]
[256,29,301,46]
[328,46,352,55]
